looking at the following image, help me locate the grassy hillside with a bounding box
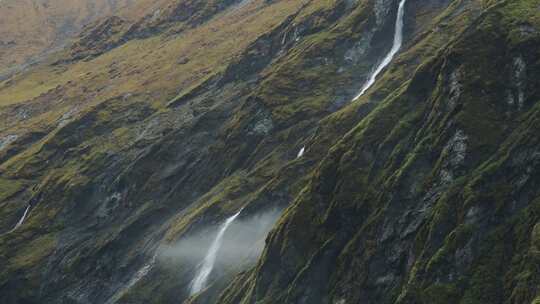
[0,0,538,303]
[0,0,166,77]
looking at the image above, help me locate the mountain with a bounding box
[0,0,539,303]
[0,0,167,78]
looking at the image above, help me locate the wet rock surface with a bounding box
[0,1,539,304]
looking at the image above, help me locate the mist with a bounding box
[159,208,282,275]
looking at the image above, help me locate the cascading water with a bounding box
[190,211,241,295]
[105,253,157,304]
[353,0,407,100]
[297,147,305,158]
[9,205,30,233]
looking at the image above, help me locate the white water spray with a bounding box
[9,205,30,233]
[297,147,305,158]
[190,211,241,295]
[105,253,157,304]
[354,0,407,100]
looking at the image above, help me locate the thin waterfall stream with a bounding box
[354,0,407,100]
[297,147,305,158]
[190,210,242,295]
[9,205,30,233]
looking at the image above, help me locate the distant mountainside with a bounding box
[0,0,167,77]
[0,0,539,304]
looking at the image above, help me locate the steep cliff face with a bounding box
[221,1,540,302]
[0,0,539,304]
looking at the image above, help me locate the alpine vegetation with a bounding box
[1,0,539,303]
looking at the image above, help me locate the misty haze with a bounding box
[0,0,538,303]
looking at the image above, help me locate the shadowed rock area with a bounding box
[0,0,539,304]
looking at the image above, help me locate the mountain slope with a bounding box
[0,0,165,78]
[216,1,540,303]
[0,0,539,304]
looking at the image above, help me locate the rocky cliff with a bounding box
[0,0,538,304]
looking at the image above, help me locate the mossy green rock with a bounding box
[0,0,539,303]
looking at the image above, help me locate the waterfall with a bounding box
[297,147,305,158]
[354,0,407,100]
[105,253,157,304]
[10,205,30,233]
[190,211,241,295]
